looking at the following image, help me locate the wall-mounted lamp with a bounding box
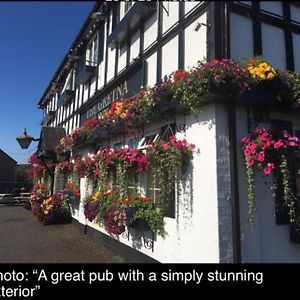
[90,11,106,21]
[194,22,210,32]
[16,129,40,149]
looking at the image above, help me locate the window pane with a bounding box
[261,22,286,70]
[230,13,253,61]
[260,1,283,16]
[160,123,176,142]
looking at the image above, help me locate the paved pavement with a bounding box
[0,205,124,263]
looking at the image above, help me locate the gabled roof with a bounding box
[0,149,17,164]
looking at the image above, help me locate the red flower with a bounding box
[274,140,284,149]
[248,59,257,66]
[246,157,254,166]
[173,70,188,82]
[256,152,265,162]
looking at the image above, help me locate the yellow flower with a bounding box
[258,62,269,69]
[92,191,101,201]
[259,73,266,79]
[267,72,275,80]
[257,66,266,74]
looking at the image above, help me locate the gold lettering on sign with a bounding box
[85,80,128,121]
[117,85,122,99]
[122,81,128,95]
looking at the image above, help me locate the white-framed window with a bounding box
[141,125,177,219]
[86,33,99,66]
[120,1,133,20]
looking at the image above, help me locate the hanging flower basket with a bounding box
[108,120,127,135]
[91,127,109,142]
[125,206,152,232]
[128,218,151,232]
[57,152,70,162]
[42,208,72,225]
[208,81,233,96]
[241,86,283,108]
[154,100,189,115]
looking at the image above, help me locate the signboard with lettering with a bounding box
[80,66,143,125]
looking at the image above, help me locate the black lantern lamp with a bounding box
[16,128,40,149]
[17,126,66,195]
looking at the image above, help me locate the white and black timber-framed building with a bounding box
[37,1,300,263]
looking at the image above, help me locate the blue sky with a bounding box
[0,1,95,164]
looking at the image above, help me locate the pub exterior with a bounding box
[35,1,300,263]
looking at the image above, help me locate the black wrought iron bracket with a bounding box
[247,106,270,133]
[124,228,155,252]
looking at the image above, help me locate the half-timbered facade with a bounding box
[37,1,300,263]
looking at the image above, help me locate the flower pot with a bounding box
[108,120,127,135]
[128,218,151,231]
[242,86,277,107]
[128,119,146,129]
[181,156,189,174]
[290,226,300,244]
[57,152,70,162]
[208,82,233,96]
[23,200,31,211]
[154,100,189,115]
[91,128,109,142]
[43,209,72,225]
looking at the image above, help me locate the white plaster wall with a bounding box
[293,33,300,73]
[130,29,140,63]
[260,1,283,16]
[83,83,89,103]
[97,63,105,90]
[261,22,286,70]
[107,48,116,83]
[108,10,113,35]
[90,76,97,98]
[146,52,157,87]
[144,12,158,51]
[236,106,300,262]
[161,36,178,79]
[184,2,200,15]
[74,89,79,111]
[118,43,127,74]
[162,2,179,34]
[184,13,207,70]
[230,13,253,62]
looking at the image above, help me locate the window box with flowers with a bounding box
[91,127,109,142]
[152,71,190,115]
[108,119,127,135]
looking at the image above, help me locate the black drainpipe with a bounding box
[223,1,241,263]
[227,99,242,263]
